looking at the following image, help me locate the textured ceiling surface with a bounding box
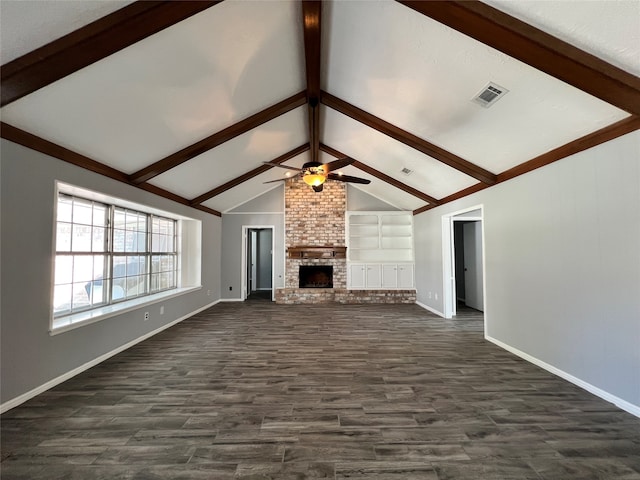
[1,0,638,214]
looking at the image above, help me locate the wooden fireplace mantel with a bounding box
[288,246,347,259]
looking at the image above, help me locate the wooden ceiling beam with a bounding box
[0,122,221,216]
[1,1,221,107]
[190,143,310,205]
[320,144,440,205]
[130,91,307,184]
[398,0,640,116]
[412,115,640,215]
[321,92,497,185]
[497,115,640,182]
[302,1,322,164]
[1,122,130,183]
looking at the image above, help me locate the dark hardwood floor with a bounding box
[2,302,639,479]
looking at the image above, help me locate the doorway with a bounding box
[442,206,485,322]
[242,226,274,301]
[454,221,484,311]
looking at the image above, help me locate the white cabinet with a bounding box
[380,263,414,289]
[349,264,382,288]
[397,264,414,288]
[349,264,366,288]
[349,263,414,289]
[381,264,398,288]
[365,264,381,288]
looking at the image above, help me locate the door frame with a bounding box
[441,205,486,325]
[241,225,275,301]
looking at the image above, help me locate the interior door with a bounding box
[463,221,484,311]
[250,230,257,293]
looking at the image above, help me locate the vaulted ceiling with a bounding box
[2,0,639,215]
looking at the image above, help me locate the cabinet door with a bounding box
[365,264,382,288]
[381,264,397,288]
[397,264,414,288]
[349,264,366,288]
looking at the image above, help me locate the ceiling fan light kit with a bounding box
[265,157,370,192]
[301,162,328,187]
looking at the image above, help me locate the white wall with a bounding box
[413,131,640,413]
[0,139,222,407]
[347,185,400,211]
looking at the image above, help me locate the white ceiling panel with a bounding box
[202,151,311,212]
[150,107,308,199]
[337,165,425,212]
[0,0,133,64]
[322,0,630,173]
[1,0,305,171]
[323,108,478,200]
[485,0,640,76]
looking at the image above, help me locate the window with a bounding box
[54,193,178,317]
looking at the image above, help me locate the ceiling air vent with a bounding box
[472,82,508,108]
[401,167,413,176]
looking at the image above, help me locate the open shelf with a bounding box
[346,211,414,263]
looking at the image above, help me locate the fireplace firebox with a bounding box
[299,265,333,288]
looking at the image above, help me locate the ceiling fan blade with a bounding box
[324,157,355,172]
[327,173,371,184]
[263,178,287,184]
[263,162,302,171]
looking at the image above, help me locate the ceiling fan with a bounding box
[263,158,371,192]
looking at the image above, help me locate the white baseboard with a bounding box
[415,300,445,318]
[0,299,221,414]
[220,297,244,302]
[485,335,640,418]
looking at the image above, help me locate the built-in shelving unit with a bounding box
[346,211,415,289]
[347,212,413,263]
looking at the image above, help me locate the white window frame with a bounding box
[51,182,202,334]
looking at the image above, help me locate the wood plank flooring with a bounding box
[2,302,639,479]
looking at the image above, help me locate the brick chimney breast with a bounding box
[282,177,346,297]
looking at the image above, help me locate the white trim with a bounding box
[219,298,244,302]
[50,287,201,335]
[486,335,640,419]
[415,300,445,318]
[224,211,283,215]
[56,181,196,220]
[1,300,221,414]
[441,204,485,320]
[441,215,454,318]
[241,226,275,301]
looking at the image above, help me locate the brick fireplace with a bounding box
[275,176,416,305]
[276,176,347,304]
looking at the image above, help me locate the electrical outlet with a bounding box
[144,311,149,321]
[160,306,164,315]
[435,293,438,300]
[428,292,432,299]
[207,290,211,296]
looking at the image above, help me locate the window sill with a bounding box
[50,286,201,335]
